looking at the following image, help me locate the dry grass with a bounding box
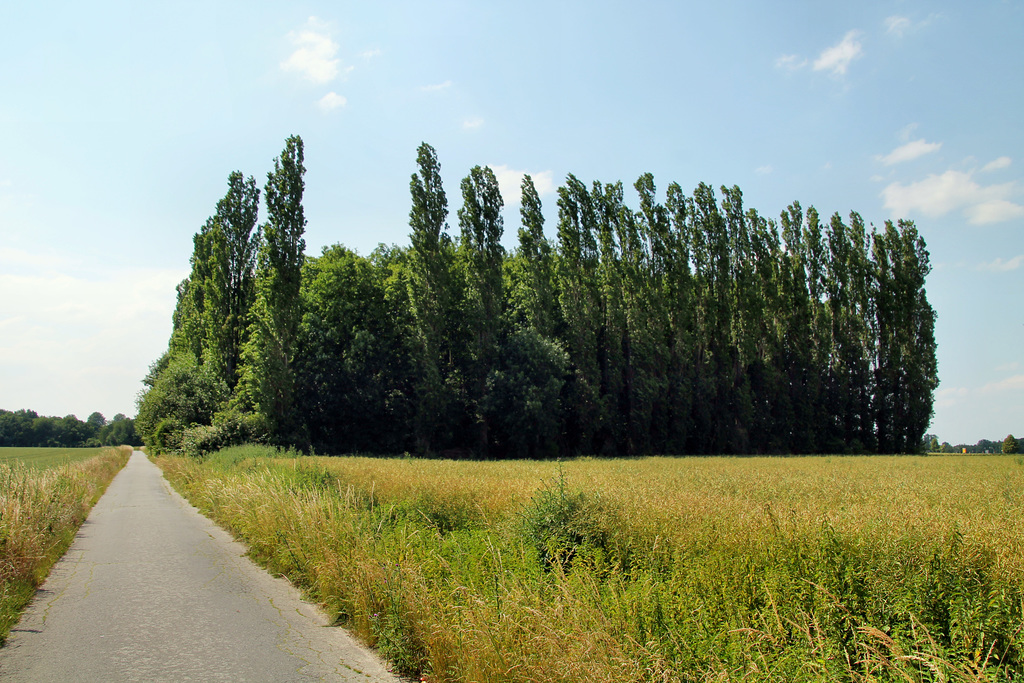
[0,445,132,642]
[158,449,1024,681]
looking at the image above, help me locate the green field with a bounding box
[0,447,113,470]
[158,447,1024,682]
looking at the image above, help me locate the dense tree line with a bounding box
[0,409,141,448]
[137,139,938,457]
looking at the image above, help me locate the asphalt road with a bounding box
[0,451,402,683]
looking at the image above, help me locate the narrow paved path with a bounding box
[0,452,401,683]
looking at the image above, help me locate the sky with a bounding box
[0,0,1020,445]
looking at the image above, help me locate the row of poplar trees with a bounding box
[137,137,938,457]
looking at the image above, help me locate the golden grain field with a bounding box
[159,448,1024,682]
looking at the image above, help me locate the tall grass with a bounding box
[158,448,1024,681]
[0,445,132,642]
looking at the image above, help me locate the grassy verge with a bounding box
[158,447,1024,682]
[0,445,133,643]
[0,447,113,470]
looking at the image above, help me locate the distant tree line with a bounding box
[0,409,141,448]
[925,433,1021,454]
[137,138,938,457]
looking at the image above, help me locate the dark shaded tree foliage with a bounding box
[138,140,939,456]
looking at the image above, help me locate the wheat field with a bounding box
[159,448,1024,682]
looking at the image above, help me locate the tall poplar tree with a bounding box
[458,164,505,454]
[201,171,261,389]
[593,179,627,452]
[408,142,454,453]
[556,174,601,454]
[663,182,696,452]
[629,174,670,453]
[237,135,307,436]
[515,174,556,337]
[871,220,937,452]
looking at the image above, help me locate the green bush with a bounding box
[179,410,270,457]
[520,468,610,571]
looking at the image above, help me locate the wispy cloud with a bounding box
[463,117,484,130]
[885,16,912,37]
[878,139,942,165]
[982,157,1012,173]
[898,123,919,142]
[882,167,1024,225]
[420,80,452,92]
[884,14,941,38]
[813,30,863,76]
[488,165,556,206]
[358,48,382,60]
[281,17,341,84]
[755,165,773,175]
[317,92,347,112]
[977,254,1024,272]
[979,375,1024,395]
[935,374,1024,408]
[774,54,807,71]
[777,30,862,77]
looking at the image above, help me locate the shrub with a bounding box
[520,467,610,571]
[179,409,270,457]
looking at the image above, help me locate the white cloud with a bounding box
[488,165,556,206]
[882,169,1024,225]
[531,171,556,196]
[982,156,1012,172]
[774,54,807,71]
[965,199,1024,225]
[755,165,773,175]
[358,48,382,60]
[317,92,347,112]
[885,16,912,37]
[281,17,341,84]
[463,117,484,130]
[898,123,919,142]
[813,30,863,76]
[884,14,942,38]
[979,375,1024,395]
[420,80,452,92]
[878,139,942,165]
[977,254,1024,272]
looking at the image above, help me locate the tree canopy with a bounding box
[0,409,141,447]
[137,139,940,457]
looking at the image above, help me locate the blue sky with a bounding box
[0,0,1020,445]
